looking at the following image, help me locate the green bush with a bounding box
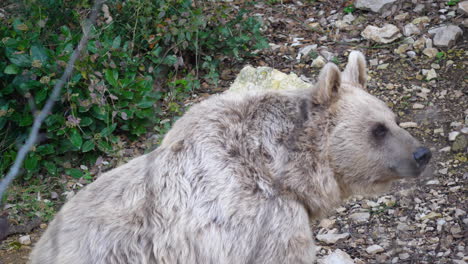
[0,0,267,181]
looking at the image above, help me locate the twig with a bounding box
[0,0,106,201]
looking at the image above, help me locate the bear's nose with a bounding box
[413,147,432,167]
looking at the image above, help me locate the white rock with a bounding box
[423,48,438,58]
[407,51,416,58]
[355,0,398,13]
[400,122,418,128]
[19,235,31,245]
[426,179,440,185]
[366,245,384,254]
[297,44,318,60]
[362,24,402,44]
[397,223,411,231]
[449,131,460,141]
[429,25,463,48]
[412,16,430,24]
[349,212,370,223]
[312,56,327,68]
[438,168,448,175]
[316,232,350,244]
[403,23,421,36]
[399,253,410,260]
[319,249,355,264]
[425,69,437,81]
[394,13,409,21]
[319,218,336,229]
[343,14,355,24]
[413,103,425,109]
[439,146,451,152]
[458,1,468,15]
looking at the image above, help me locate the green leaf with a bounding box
[82,140,95,152]
[80,117,93,126]
[24,154,38,171]
[43,161,57,175]
[112,36,121,49]
[137,100,154,108]
[70,130,83,149]
[31,45,48,64]
[19,114,33,126]
[36,144,54,155]
[66,168,83,178]
[105,69,119,87]
[4,64,19,74]
[8,53,31,67]
[35,89,48,104]
[97,140,112,153]
[100,123,117,137]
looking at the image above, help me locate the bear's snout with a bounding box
[413,147,432,168]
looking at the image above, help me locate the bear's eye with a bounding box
[372,123,388,139]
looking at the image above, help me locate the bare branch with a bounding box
[0,0,106,201]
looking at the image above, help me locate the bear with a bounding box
[30,51,431,264]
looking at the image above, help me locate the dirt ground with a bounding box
[1,0,466,263]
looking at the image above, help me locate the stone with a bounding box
[355,0,398,13]
[458,1,468,15]
[399,252,410,260]
[407,51,416,58]
[366,245,384,254]
[403,23,421,36]
[350,212,370,223]
[452,135,467,152]
[394,12,409,21]
[400,122,417,128]
[414,4,425,13]
[319,249,355,264]
[343,14,355,24]
[311,56,327,68]
[377,63,389,70]
[297,44,318,60]
[361,24,402,43]
[413,103,424,109]
[423,48,438,58]
[425,69,437,81]
[319,218,336,229]
[394,44,411,55]
[412,16,430,25]
[429,25,463,48]
[50,191,59,199]
[316,232,350,244]
[229,65,313,93]
[413,37,427,50]
[19,235,31,245]
[449,131,460,141]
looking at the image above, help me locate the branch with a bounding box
[0,0,106,201]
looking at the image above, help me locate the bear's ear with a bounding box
[316,63,341,105]
[342,51,367,90]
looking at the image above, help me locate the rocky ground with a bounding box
[1,0,467,263]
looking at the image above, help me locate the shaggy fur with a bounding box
[30,51,429,264]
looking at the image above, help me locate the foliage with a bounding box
[446,0,460,6]
[343,4,356,14]
[0,0,268,182]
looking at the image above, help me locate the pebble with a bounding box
[425,69,437,81]
[403,23,420,36]
[423,48,438,58]
[458,1,468,15]
[413,103,425,109]
[349,212,370,223]
[319,218,336,229]
[319,249,355,264]
[412,16,430,24]
[361,24,402,44]
[449,131,460,141]
[316,232,350,244]
[377,63,389,70]
[399,253,410,260]
[19,235,31,245]
[366,245,384,254]
[312,56,326,68]
[394,13,409,21]
[400,122,418,128]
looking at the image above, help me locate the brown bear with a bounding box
[30,51,431,264]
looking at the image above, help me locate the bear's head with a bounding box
[315,51,432,196]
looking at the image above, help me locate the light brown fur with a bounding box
[30,51,429,264]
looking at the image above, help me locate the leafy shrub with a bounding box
[0,0,267,182]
